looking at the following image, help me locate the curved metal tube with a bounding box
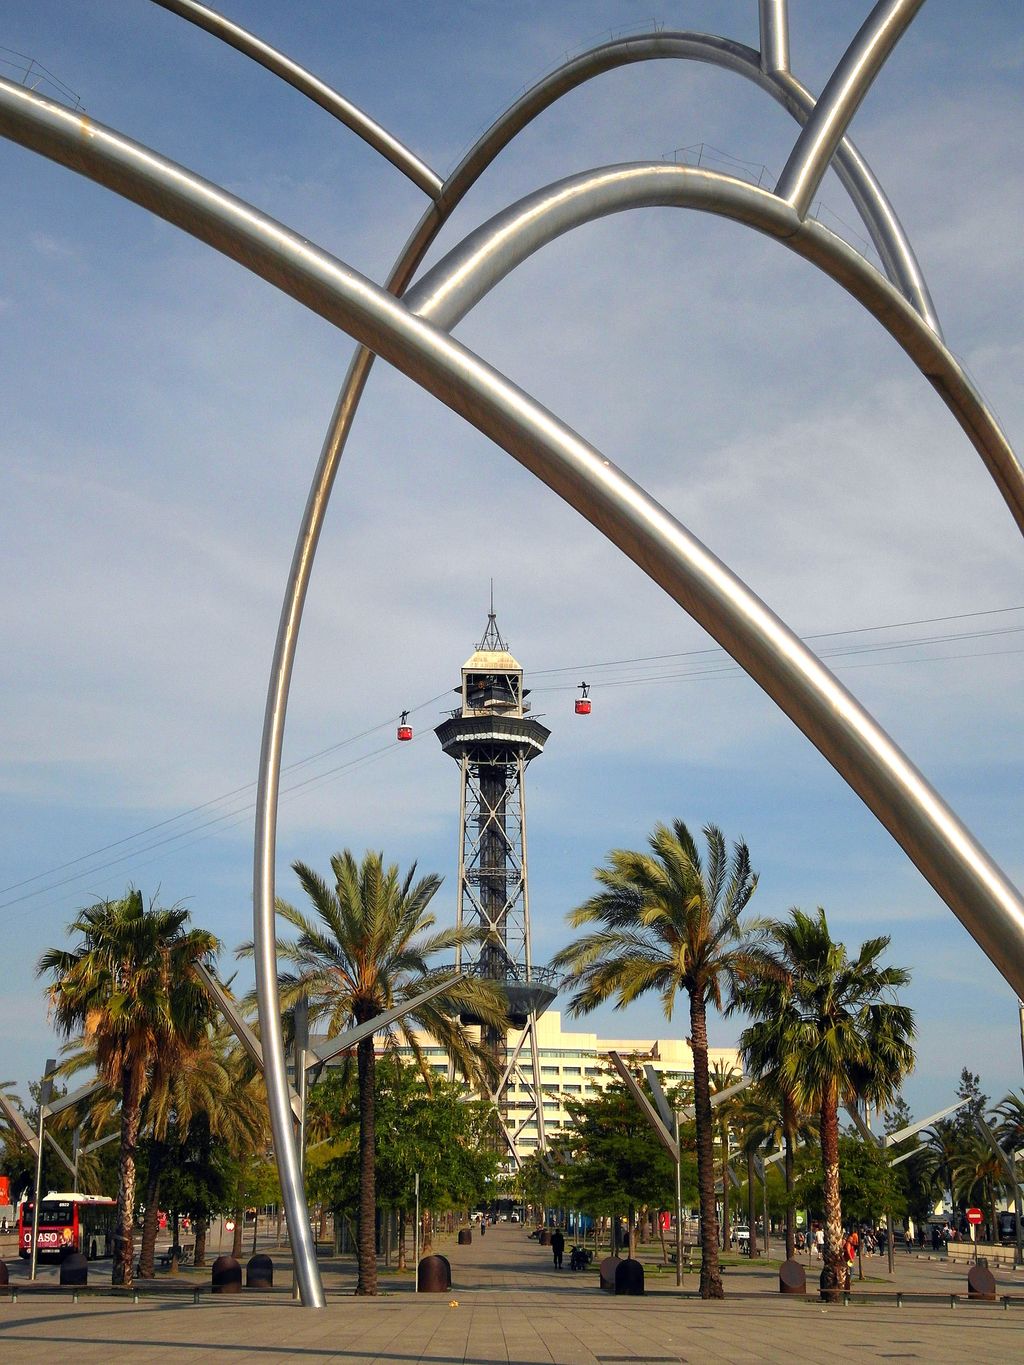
[758,0,791,74]
[776,0,924,218]
[234,27,945,1301]
[4,73,1024,1026]
[770,65,939,340]
[145,14,939,331]
[434,30,938,332]
[149,0,443,200]
[403,163,1021,529]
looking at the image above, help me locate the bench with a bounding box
[669,1246,695,1268]
[158,1243,194,1269]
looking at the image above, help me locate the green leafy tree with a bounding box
[559,1081,692,1255]
[736,907,914,1298]
[514,1151,562,1223]
[954,1069,988,1137]
[553,820,761,1298]
[793,1133,906,1249]
[880,1099,933,1239]
[243,850,506,1295]
[309,1054,498,1268]
[37,890,218,1286]
[883,1096,913,1138]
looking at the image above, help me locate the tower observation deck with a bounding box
[435,610,557,1165]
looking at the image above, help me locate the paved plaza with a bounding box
[3,1224,1023,1362]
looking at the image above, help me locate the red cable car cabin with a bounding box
[397,710,413,741]
[575,682,591,715]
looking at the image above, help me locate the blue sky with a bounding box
[1,1,1022,1123]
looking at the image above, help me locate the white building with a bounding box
[383,1010,743,1163]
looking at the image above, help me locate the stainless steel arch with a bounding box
[150,0,443,200]
[403,162,1024,532]
[230,19,943,1301]
[426,29,939,332]
[159,17,946,1300]
[776,0,924,219]
[152,3,940,326]
[3,78,1024,1318]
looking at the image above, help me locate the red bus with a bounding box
[19,1192,117,1260]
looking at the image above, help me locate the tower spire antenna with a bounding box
[477,581,508,652]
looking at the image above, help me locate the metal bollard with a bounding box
[211,1255,242,1293]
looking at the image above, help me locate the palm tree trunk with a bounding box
[113,1062,143,1287]
[231,1213,243,1260]
[783,1094,796,1261]
[820,1086,844,1300]
[138,1140,165,1278]
[194,1217,207,1268]
[690,990,723,1299]
[397,1207,407,1271]
[356,1032,378,1295]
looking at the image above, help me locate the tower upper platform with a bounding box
[435,610,550,760]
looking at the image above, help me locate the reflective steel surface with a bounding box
[1,3,1018,1311]
[776,0,924,218]
[150,0,443,200]
[404,163,1017,527]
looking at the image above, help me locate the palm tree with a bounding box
[37,889,218,1287]
[952,1130,1006,1241]
[994,1091,1024,1187]
[736,907,914,1298]
[733,973,815,1261]
[710,1060,741,1251]
[918,1116,960,1225]
[243,849,506,1296]
[732,1084,783,1257]
[551,820,761,1299]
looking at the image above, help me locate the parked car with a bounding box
[734,1226,750,1245]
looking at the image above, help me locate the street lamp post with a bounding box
[674,1110,683,1287]
[28,1059,56,1282]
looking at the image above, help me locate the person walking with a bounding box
[551,1228,565,1269]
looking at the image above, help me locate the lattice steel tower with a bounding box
[435,610,557,1166]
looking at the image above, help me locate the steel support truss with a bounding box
[453,745,546,1169]
[3,1,1024,1305]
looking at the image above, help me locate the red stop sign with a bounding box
[966,1208,983,1225]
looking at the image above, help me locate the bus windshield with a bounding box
[22,1200,74,1226]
